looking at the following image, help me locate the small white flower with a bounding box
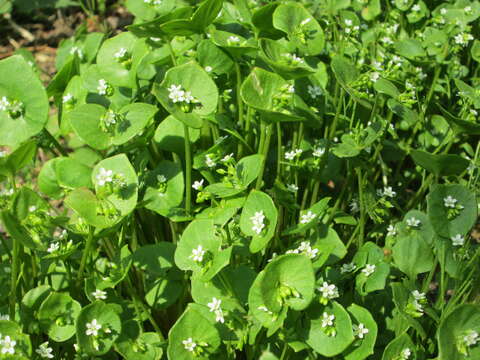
[313,147,325,157]
[47,242,60,253]
[381,36,393,45]
[0,150,7,158]
[321,312,335,328]
[0,96,10,111]
[464,6,472,14]
[300,210,316,224]
[97,79,108,95]
[36,342,54,359]
[62,93,74,104]
[349,199,360,213]
[92,289,107,300]
[96,168,114,186]
[353,323,369,339]
[383,186,396,198]
[443,195,458,208]
[412,290,425,301]
[282,53,304,65]
[297,241,318,259]
[406,217,421,228]
[451,234,465,246]
[370,72,380,82]
[168,84,185,103]
[114,47,128,59]
[287,184,298,193]
[221,153,234,162]
[192,179,204,190]
[257,305,273,315]
[70,46,84,59]
[250,211,266,235]
[362,264,376,277]
[183,91,196,104]
[190,245,205,263]
[307,85,323,99]
[1,335,16,355]
[440,8,447,15]
[86,319,102,336]
[301,17,311,26]
[318,282,339,300]
[207,297,225,323]
[227,36,240,44]
[285,148,302,160]
[344,19,353,26]
[0,314,9,320]
[182,337,197,352]
[454,32,474,46]
[411,4,421,12]
[464,330,479,346]
[157,174,167,183]
[400,348,411,359]
[29,205,37,212]
[387,224,397,237]
[205,154,216,168]
[340,262,357,274]
[205,66,213,73]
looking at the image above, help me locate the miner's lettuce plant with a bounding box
[0,0,480,359]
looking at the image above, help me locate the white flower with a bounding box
[400,348,411,359]
[86,319,102,336]
[92,289,107,300]
[287,184,298,193]
[313,147,325,157]
[1,335,16,355]
[340,262,357,274]
[221,153,234,162]
[183,91,196,104]
[96,168,114,186]
[381,36,393,45]
[157,174,167,183]
[301,17,311,26]
[205,154,216,168]
[0,150,7,158]
[0,96,10,111]
[285,148,302,160]
[412,290,425,301]
[97,79,108,95]
[207,297,225,323]
[70,46,84,59]
[411,4,420,12]
[36,342,54,359]
[321,312,335,328]
[257,305,273,315]
[362,264,376,277]
[250,211,266,235]
[0,314,9,320]
[345,19,353,26]
[282,53,304,65]
[62,93,73,104]
[383,186,396,198]
[349,199,360,213]
[440,8,447,15]
[454,32,474,46]
[307,85,323,99]
[192,179,204,190]
[168,84,185,103]
[190,245,205,263]
[300,210,316,224]
[464,6,472,14]
[353,323,369,339]
[297,241,318,259]
[47,242,60,253]
[183,338,197,352]
[387,224,397,237]
[318,282,339,300]
[29,205,37,212]
[464,330,479,346]
[227,36,240,44]
[114,47,127,59]
[370,72,380,82]
[205,66,213,72]
[406,217,421,228]
[451,234,465,246]
[443,195,457,208]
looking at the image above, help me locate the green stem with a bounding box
[42,129,67,156]
[77,227,95,285]
[9,238,20,320]
[356,168,365,247]
[184,124,192,215]
[255,122,273,190]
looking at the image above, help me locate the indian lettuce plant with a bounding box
[0,0,480,358]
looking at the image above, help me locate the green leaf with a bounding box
[153,61,219,128]
[344,304,378,360]
[392,231,434,279]
[438,304,480,359]
[395,39,426,59]
[306,301,354,356]
[167,304,221,360]
[239,190,278,253]
[76,301,122,355]
[38,292,82,342]
[410,150,470,177]
[427,184,477,239]
[47,54,80,98]
[0,55,49,146]
[382,333,415,360]
[0,139,37,177]
[143,160,185,217]
[197,39,234,75]
[272,2,324,55]
[374,78,399,98]
[154,115,201,155]
[0,320,32,358]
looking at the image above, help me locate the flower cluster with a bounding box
[168,84,200,110]
[405,290,427,318]
[250,211,266,235]
[190,245,206,263]
[444,195,465,219]
[318,282,339,304]
[36,342,54,359]
[353,323,369,339]
[207,297,225,323]
[286,241,318,259]
[321,312,336,336]
[300,210,316,224]
[285,148,303,161]
[97,79,113,96]
[0,96,24,118]
[0,334,16,355]
[86,319,111,351]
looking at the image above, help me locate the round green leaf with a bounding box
[382,333,415,360]
[392,232,434,278]
[0,55,48,146]
[344,304,378,360]
[239,190,278,253]
[411,150,470,177]
[76,301,122,356]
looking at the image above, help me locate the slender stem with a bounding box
[276,123,282,179]
[184,124,192,215]
[166,37,177,66]
[255,122,273,190]
[42,129,67,156]
[235,62,244,128]
[77,227,95,285]
[356,168,365,247]
[9,237,20,320]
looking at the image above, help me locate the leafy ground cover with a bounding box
[0,0,480,359]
